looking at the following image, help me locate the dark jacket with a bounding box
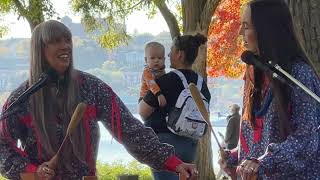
[224,112,240,149]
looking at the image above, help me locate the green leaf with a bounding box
[97,30,131,50]
[71,0,178,50]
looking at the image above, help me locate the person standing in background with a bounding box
[224,104,240,150]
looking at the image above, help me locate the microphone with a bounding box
[241,50,288,85]
[241,51,320,103]
[6,69,58,110]
[241,50,269,71]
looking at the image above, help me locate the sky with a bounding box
[2,0,169,39]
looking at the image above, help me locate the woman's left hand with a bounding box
[36,162,55,180]
[238,159,260,180]
[176,163,198,179]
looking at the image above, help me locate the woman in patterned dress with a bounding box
[220,0,320,179]
[0,20,198,180]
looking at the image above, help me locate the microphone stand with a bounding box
[271,62,320,104]
[270,71,293,88]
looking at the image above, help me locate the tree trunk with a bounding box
[157,0,221,179]
[193,42,208,79]
[181,1,221,179]
[26,18,39,32]
[182,0,206,34]
[286,0,320,76]
[193,42,217,180]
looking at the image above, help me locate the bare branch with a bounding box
[153,0,180,39]
[200,0,222,34]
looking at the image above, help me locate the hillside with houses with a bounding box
[0,16,243,116]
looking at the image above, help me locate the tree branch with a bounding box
[153,0,180,39]
[114,0,145,14]
[12,0,28,17]
[200,0,222,34]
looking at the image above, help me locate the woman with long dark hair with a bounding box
[220,0,320,179]
[0,20,198,180]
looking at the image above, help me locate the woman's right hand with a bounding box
[36,162,55,180]
[218,150,237,179]
[175,162,198,179]
[238,159,259,180]
[218,149,228,169]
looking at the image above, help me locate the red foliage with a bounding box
[207,0,246,78]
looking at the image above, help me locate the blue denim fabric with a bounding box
[152,132,198,180]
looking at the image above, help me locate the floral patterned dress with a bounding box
[226,62,320,179]
[0,70,180,179]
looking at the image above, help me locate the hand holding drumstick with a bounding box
[189,83,257,180]
[37,103,87,179]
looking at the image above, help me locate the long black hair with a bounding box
[249,0,313,140]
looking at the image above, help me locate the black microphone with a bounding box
[6,69,57,110]
[241,50,289,85]
[241,50,270,71]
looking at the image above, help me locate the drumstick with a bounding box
[189,83,257,180]
[47,102,87,169]
[188,83,223,151]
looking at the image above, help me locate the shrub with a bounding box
[96,160,152,180]
[0,161,152,180]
